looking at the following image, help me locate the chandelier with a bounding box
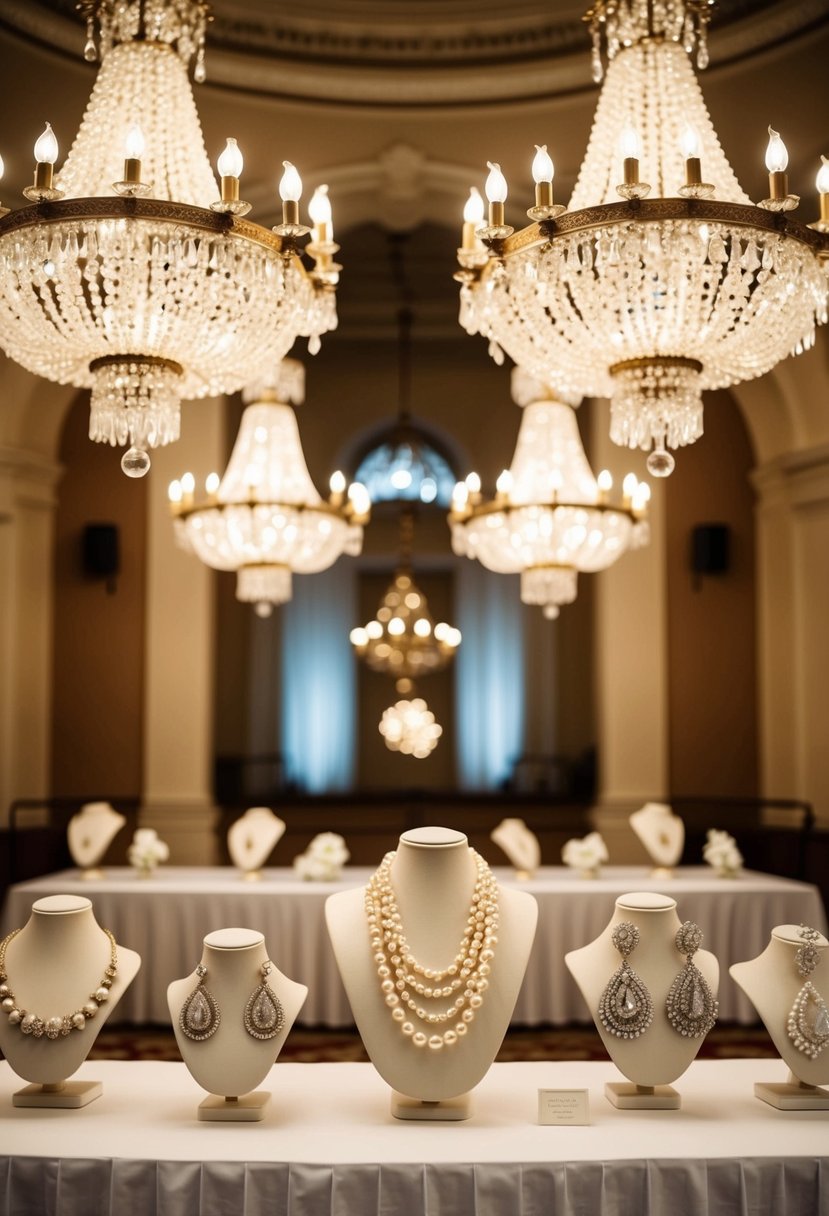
[456,0,829,477]
[168,359,369,616]
[379,699,443,760]
[450,369,649,619]
[0,0,340,477]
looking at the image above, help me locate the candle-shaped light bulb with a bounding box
[0,152,4,184]
[464,186,485,224]
[329,469,346,495]
[632,484,648,512]
[125,123,145,160]
[279,161,302,203]
[309,184,332,227]
[532,144,554,185]
[622,472,638,499]
[217,137,243,179]
[817,156,829,195]
[765,127,788,173]
[34,123,58,165]
[205,472,220,496]
[485,161,508,204]
[452,481,470,510]
[680,124,700,161]
[597,469,613,494]
[168,479,182,504]
[180,472,196,496]
[640,481,651,502]
[496,468,513,496]
[619,124,640,161]
[465,471,482,495]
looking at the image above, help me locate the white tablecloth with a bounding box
[0,1059,826,1215]
[2,866,825,1025]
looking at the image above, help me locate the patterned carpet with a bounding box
[84,1022,778,1064]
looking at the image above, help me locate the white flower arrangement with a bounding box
[703,829,744,877]
[127,827,170,875]
[293,832,350,882]
[561,831,609,877]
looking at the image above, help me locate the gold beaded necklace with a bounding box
[0,927,118,1040]
[365,849,499,1051]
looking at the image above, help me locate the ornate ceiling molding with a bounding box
[3,0,824,106]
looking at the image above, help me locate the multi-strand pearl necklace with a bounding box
[0,927,118,1040]
[365,849,499,1051]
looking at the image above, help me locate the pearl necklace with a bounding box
[365,849,499,1051]
[0,927,118,1040]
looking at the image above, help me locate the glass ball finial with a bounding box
[121,446,151,478]
[646,444,675,478]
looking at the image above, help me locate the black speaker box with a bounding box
[83,523,120,580]
[691,523,729,575]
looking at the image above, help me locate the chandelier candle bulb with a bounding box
[810,157,829,232]
[496,469,513,502]
[124,123,144,182]
[761,127,799,211]
[280,161,302,226]
[309,185,333,245]
[329,470,346,507]
[205,472,220,501]
[465,471,482,503]
[532,144,553,207]
[462,188,485,249]
[622,472,638,508]
[0,152,7,217]
[25,122,62,200]
[180,472,196,507]
[597,469,612,503]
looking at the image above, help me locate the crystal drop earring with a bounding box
[665,921,718,1037]
[243,960,285,1041]
[787,925,829,1060]
[598,921,654,1039]
[179,963,221,1041]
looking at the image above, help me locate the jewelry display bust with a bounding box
[490,817,541,879]
[167,927,307,1121]
[565,892,719,1109]
[227,808,286,881]
[0,894,140,1107]
[325,826,537,1120]
[629,803,685,876]
[67,802,126,878]
[730,924,829,1109]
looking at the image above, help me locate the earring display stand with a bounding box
[0,894,140,1108]
[629,803,684,877]
[565,892,719,1110]
[490,818,541,880]
[168,927,307,1122]
[731,924,829,1110]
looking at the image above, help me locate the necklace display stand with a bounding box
[227,808,286,881]
[629,803,684,877]
[0,895,140,1108]
[326,826,537,1121]
[730,924,829,1110]
[565,892,718,1109]
[490,818,541,880]
[66,802,126,879]
[168,927,307,1122]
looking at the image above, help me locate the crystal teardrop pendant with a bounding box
[598,960,654,1039]
[665,960,718,1037]
[180,981,220,1042]
[787,981,829,1060]
[243,983,285,1040]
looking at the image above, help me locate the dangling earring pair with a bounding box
[598,920,717,1039]
[180,960,285,1042]
[787,924,829,1060]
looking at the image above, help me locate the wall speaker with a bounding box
[690,523,730,576]
[82,523,120,586]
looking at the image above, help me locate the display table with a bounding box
[2,866,825,1025]
[0,1059,826,1215]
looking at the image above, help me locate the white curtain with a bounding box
[280,561,357,792]
[455,562,526,789]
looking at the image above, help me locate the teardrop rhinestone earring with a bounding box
[665,921,718,1037]
[243,960,285,1041]
[598,921,654,1039]
[787,925,829,1060]
[179,963,221,1041]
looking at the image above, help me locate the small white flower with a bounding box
[127,827,170,871]
[562,831,608,872]
[293,833,350,881]
[703,829,743,875]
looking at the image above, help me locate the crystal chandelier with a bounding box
[456,0,829,477]
[379,699,443,760]
[169,359,369,616]
[450,369,649,619]
[0,0,340,477]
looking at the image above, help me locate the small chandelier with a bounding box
[450,369,649,619]
[0,0,340,477]
[456,0,829,477]
[169,359,369,616]
[379,699,443,760]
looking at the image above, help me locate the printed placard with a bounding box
[537,1087,590,1126]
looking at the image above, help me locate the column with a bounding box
[0,446,62,825]
[140,396,225,862]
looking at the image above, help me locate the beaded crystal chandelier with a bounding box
[450,369,649,619]
[456,0,829,477]
[169,359,369,616]
[378,699,443,760]
[0,0,340,477]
